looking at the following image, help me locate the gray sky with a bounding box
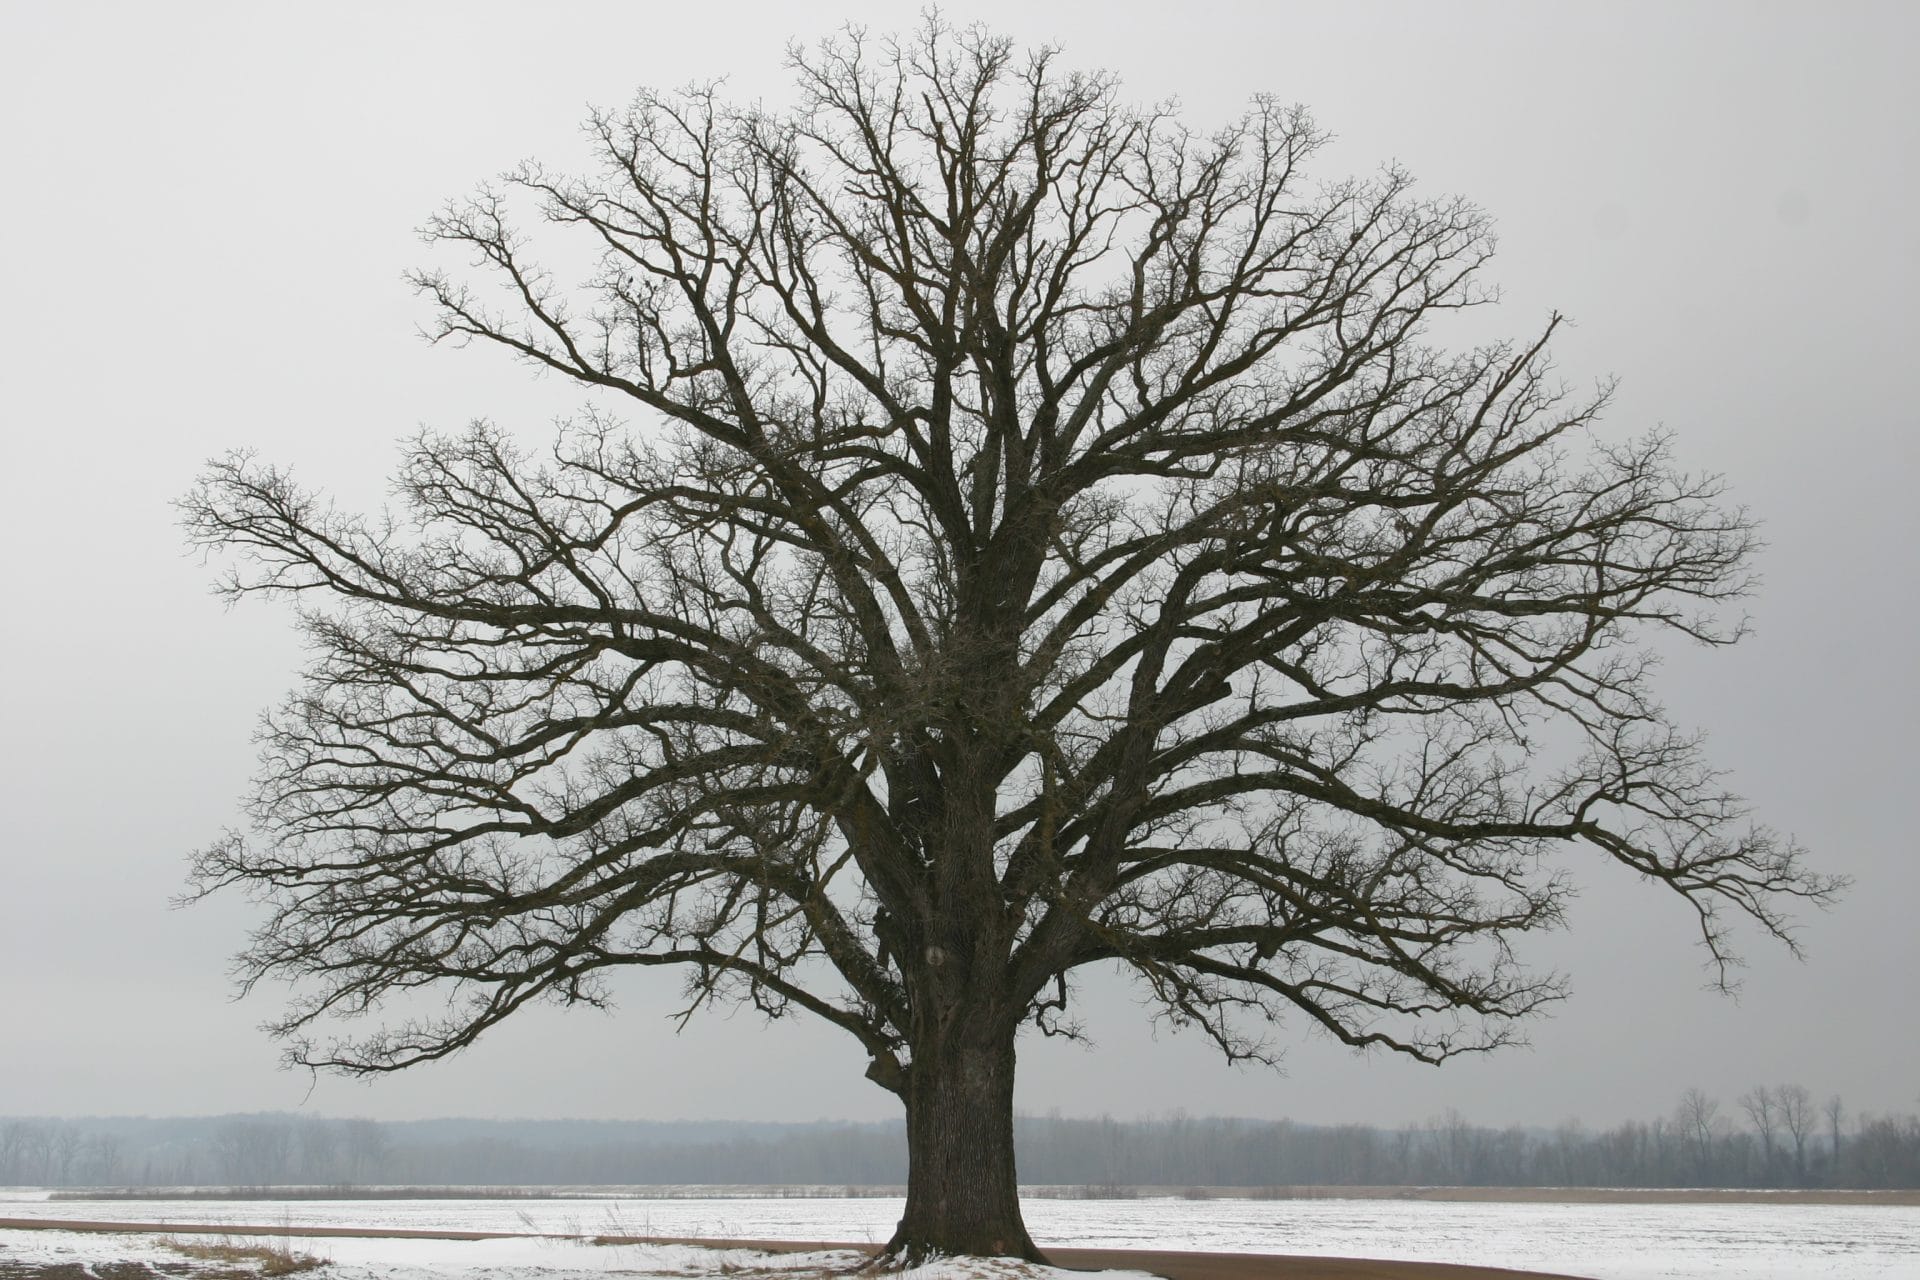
[2,0,1915,1130]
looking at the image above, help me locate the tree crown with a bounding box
[183,19,1838,1085]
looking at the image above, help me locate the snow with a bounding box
[2,1191,1917,1280]
[0,1227,1154,1280]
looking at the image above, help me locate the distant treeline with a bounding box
[4,1087,1917,1190]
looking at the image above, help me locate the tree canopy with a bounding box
[183,19,1837,1261]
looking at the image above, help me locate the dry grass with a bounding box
[156,1236,328,1278]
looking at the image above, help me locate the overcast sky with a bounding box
[2,0,1915,1131]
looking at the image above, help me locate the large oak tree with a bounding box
[183,20,1837,1262]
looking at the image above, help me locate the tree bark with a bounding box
[883,1022,1042,1264]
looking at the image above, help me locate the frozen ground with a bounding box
[0,1227,1140,1280]
[3,1190,1918,1280]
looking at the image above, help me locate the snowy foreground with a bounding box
[0,1228,1131,1280]
[4,1191,1920,1280]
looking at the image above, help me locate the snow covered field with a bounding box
[0,1227,1131,1280]
[3,1190,1918,1280]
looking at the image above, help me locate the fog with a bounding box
[1,1,1914,1129]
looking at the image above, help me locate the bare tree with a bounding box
[81,1133,126,1186]
[1777,1082,1815,1184]
[214,1118,292,1188]
[341,1118,390,1185]
[181,19,1839,1261]
[1827,1094,1848,1177]
[18,1122,55,1186]
[1677,1088,1722,1183]
[1739,1085,1779,1182]
[48,1123,82,1187]
[0,1121,25,1183]
[297,1118,342,1184]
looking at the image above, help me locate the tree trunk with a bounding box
[883,1024,1042,1264]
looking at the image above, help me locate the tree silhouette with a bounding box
[183,19,1839,1261]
